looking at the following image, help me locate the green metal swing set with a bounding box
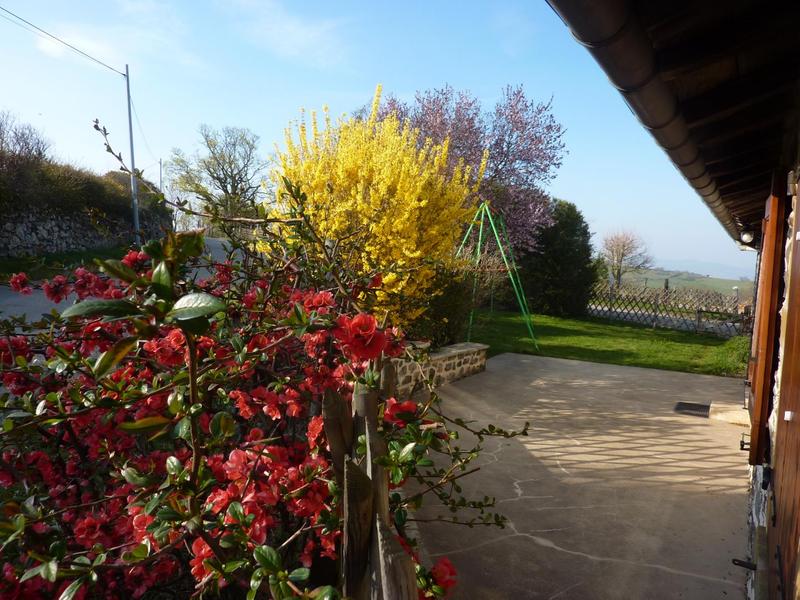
[456,200,538,348]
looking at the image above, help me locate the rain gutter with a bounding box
[545,0,741,241]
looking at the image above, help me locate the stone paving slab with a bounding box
[417,353,748,600]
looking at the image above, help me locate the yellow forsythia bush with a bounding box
[271,86,486,324]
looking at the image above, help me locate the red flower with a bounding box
[9,272,32,295]
[350,313,377,337]
[0,336,31,367]
[250,386,281,420]
[214,261,233,284]
[303,290,335,314]
[230,390,257,419]
[42,275,72,303]
[122,250,150,272]
[333,313,387,360]
[143,329,185,367]
[189,537,214,581]
[307,415,324,449]
[73,514,104,548]
[384,398,418,428]
[72,267,107,299]
[431,557,457,595]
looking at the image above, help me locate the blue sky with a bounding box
[0,0,756,278]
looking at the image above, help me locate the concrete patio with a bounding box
[417,354,749,600]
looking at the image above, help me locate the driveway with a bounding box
[0,238,229,319]
[418,354,748,600]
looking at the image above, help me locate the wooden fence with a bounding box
[323,360,417,599]
[587,283,752,337]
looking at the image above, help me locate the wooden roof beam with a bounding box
[653,7,794,78]
[681,58,799,127]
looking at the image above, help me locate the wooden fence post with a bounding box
[338,361,416,600]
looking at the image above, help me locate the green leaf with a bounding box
[310,585,339,599]
[142,239,164,261]
[97,259,139,282]
[175,231,205,260]
[93,337,138,380]
[121,466,154,487]
[155,507,183,522]
[150,262,173,298]
[248,568,263,600]
[288,567,310,583]
[19,564,43,583]
[122,542,150,563]
[168,293,226,321]
[118,416,171,432]
[144,492,165,516]
[253,545,281,573]
[58,577,85,600]
[165,456,182,475]
[394,508,407,528]
[167,389,185,415]
[223,559,248,573]
[398,442,416,463]
[210,411,235,439]
[62,299,141,319]
[175,315,211,335]
[227,501,245,523]
[173,417,191,443]
[41,560,58,582]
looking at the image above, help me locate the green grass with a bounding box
[623,268,753,299]
[469,310,750,377]
[0,246,128,282]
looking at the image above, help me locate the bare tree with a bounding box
[601,230,652,287]
[0,111,50,163]
[168,124,267,221]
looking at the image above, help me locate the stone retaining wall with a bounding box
[394,342,489,396]
[0,207,170,258]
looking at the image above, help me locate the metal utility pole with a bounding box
[125,64,141,245]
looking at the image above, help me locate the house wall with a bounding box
[747,166,800,599]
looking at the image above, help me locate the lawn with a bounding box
[0,246,127,282]
[469,310,750,377]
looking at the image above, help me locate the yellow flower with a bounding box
[270,85,484,325]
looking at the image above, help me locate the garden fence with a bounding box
[587,282,752,337]
[325,360,418,600]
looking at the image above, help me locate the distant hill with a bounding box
[654,258,755,280]
[622,267,754,300]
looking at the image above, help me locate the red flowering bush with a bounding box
[0,181,526,599]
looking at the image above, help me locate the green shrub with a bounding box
[0,150,166,220]
[404,267,474,347]
[520,199,598,316]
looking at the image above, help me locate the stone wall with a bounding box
[394,342,489,397]
[0,207,170,258]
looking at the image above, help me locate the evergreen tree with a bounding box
[521,199,597,316]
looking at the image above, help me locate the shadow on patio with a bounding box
[416,354,749,600]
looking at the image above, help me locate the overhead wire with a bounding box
[130,99,159,164]
[0,5,162,174]
[0,4,125,76]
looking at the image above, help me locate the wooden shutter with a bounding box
[749,192,786,465]
[768,192,800,600]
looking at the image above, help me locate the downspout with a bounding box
[545,0,741,241]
